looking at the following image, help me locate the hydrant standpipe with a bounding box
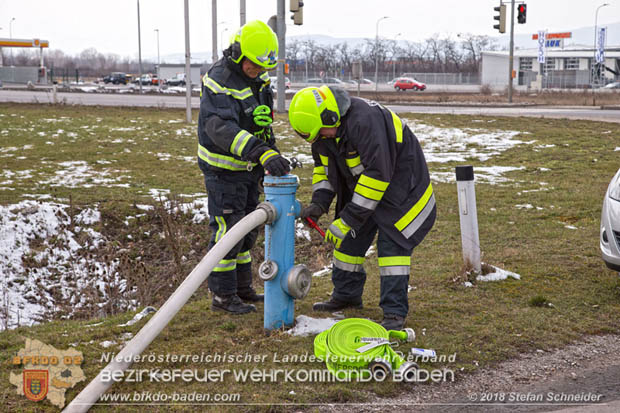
[262,174,310,330]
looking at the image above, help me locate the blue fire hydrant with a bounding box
[259,174,312,330]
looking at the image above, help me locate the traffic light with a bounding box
[517,4,527,24]
[290,0,304,25]
[493,4,506,33]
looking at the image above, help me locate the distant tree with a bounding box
[459,33,496,71]
[286,39,303,72]
[441,37,463,71]
[401,40,428,73]
[300,39,318,74]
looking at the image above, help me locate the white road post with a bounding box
[456,165,481,273]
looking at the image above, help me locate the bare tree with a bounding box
[401,40,428,73]
[441,36,463,71]
[459,33,497,71]
[286,39,302,72]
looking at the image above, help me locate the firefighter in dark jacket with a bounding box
[288,86,436,330]
[198,20,290,315]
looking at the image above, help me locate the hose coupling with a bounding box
[258,260,279,281]
[256,201,277,224]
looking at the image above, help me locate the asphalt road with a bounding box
[0,89,619,123]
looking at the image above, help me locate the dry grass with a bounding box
[0,103,619,411]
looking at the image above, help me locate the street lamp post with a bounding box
[154,29,160,88]
[392,32,402,81]
[9,17,15,66]
[220,27,228,57]
[374,16,389,92]
[137,1,143,94]
[593,3,610,88]
[216,21,228,59]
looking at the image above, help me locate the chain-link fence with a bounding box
[540,70,592,89]
[287,71,481,85]
[0,66,39,83]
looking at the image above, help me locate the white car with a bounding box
[601,167,620,273]
[269,76,291,89]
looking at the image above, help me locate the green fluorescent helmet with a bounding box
[231,20,278,69]
[288,86,341,143]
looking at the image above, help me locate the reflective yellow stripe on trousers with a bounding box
[394,183,435,239]
[378,256,410,276]
[333,250,366,273]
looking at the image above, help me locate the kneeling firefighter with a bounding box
[288,86,436,330]
[197,20,290,314]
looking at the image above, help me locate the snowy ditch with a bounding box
[1,120,541,329]
[0,200,131,330]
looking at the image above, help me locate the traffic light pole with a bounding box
[508,0,515,103]
[276,0,285,113]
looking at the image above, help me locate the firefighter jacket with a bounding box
[310,94,436,250]
[197,51,277,174]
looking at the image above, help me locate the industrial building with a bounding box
[481,44,620,90]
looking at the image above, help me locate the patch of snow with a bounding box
[477,265,521,282]
[0,201,129,330]
[287,315,340,337]
[432,166,525,185]
[100,340,117,348]
[38,161,130,188]
[296,222,311,241]
[313,266,332,277]
[75,208,101,225]
[117,306,157,327]
[406,121,528,163]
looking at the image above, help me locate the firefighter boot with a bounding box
[237,270,264,302]
[211,294,256,314]
[312,297,363,312]
[381,313,406,331]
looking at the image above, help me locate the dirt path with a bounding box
[320,335,620,412]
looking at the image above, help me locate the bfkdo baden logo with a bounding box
[23,369,49,402]
[9,338,86,408]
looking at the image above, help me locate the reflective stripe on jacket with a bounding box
[310,97,436,250]
[197,57,276,173]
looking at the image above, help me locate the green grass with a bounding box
[1,103,620,411]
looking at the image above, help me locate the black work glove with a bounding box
[262,153,291,176]
[301,203,325,222]
[246,144,291,176]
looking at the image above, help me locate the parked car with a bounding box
[394,77,426,91]
[306,77,344,85]
[602,82,620,89]
[601,167,620,273]
[166,73,186,86]
[358,78,374,85]
[324,77,344,85]
[133,74,156,85]
[269,76,291,89]
[103,72,128,85]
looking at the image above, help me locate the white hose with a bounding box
[63,207,271,413]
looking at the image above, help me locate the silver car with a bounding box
[601,167,620,273]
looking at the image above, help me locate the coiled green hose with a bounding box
[313,318,413,379]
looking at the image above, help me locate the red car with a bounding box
[394,77,426,91]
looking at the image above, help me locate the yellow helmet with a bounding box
[288,86,341,143]
[230,20,278,69]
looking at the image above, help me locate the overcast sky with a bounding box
[0,0,618,60]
